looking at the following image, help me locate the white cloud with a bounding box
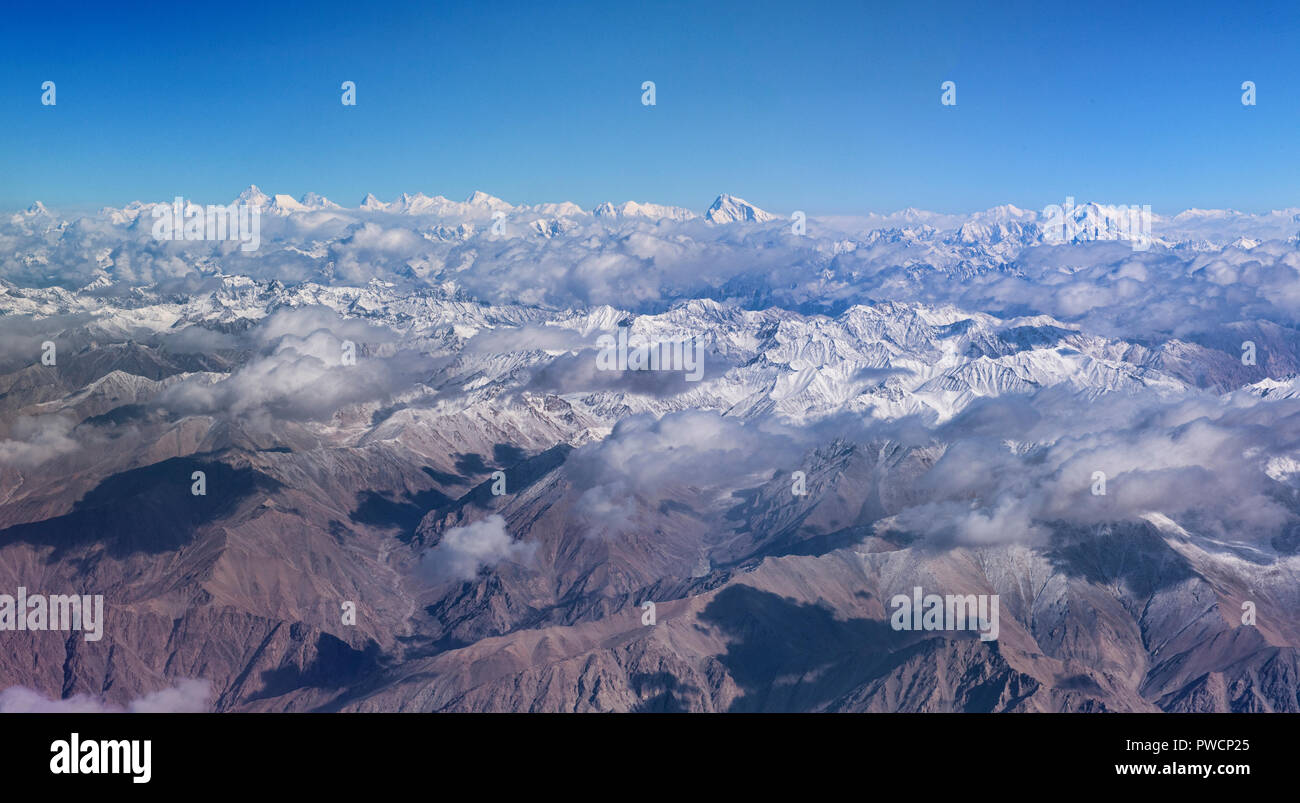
[0,415,80,467]
[421,514,535,582]
[0,679,211,713]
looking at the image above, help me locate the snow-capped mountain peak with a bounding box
[300,192,340,210]
[705,193,777,224]
[235,185,272,208]
[464,190,513,211]
[269,194,308,214]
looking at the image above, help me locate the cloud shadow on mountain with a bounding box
[698,585,925,712]
[253,632,384,702]
[629,671,701,712]
[1042,521,1198,595]
[350,486,453,543]
[0,457,281,560]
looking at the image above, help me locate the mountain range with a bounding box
[1,188,1298,712]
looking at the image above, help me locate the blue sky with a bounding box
[1,0,1297,214]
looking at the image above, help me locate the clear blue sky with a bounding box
[1,0,1296,214]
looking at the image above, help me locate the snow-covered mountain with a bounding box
[235,184,272,208]
[705,193,777,223]
[593,200,696,221]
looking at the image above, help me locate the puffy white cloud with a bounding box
[0,415,80,467]
[158,306,431,424]
[878,389,1300,547]
[127,679,212,713]
[563,411,802,536]
[421,514,535,582]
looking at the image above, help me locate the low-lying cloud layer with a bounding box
[0,679,212,713]
[8,196,1300,347]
